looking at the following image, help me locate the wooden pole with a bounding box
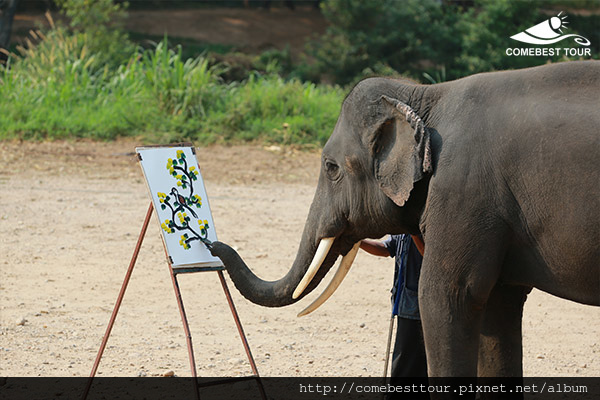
[169,267,201,400]
[82,202,154,400]
[218,271,267,400]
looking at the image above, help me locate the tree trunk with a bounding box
[0,0,19,55]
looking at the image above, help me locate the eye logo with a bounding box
[510,12,590,46]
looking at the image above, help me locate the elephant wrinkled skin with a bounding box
[210,61,599,386]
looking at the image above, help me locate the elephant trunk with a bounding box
[209,183,359,311]
[209,226,338,308]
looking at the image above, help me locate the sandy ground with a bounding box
[0,140,598,379]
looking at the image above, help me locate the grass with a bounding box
[0,30,344,146]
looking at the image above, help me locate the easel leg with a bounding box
[82,202,154,400]
[218,270,268,400]
[169,268,201,400]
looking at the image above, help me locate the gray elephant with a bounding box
[210,61,599,382]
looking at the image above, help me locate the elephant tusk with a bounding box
[297,242,360,317]
[292,237,335,300]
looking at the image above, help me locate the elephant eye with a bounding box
[325,161,337,171]
[324,160,340,180]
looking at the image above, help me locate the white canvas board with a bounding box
[136,146,223,269]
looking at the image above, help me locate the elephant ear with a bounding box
[372,95,432,207]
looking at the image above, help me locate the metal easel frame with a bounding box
[82,202,267,400]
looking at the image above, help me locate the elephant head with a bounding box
[211,78,434,315]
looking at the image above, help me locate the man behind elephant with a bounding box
[360,235,428,379]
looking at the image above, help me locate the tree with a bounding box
[0,0,19,56]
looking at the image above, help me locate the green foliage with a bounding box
[308,0,459,85]
[422,65,446,85]
[10,27,98,84]
[139,40,222,118]
[0,33,343,145]
[0,24,156,140]
[206,47,295,83]
[55,0,134,67]
[4,0,595,144]
[253,46,295,77]
[569,13,600,56]
[0,0,341,144]
[450,0,545,76]
[546,0,600,9]
[308,0,599,84]
[56,0,127,32]
[211,74,343,145]
[450,0,599,76]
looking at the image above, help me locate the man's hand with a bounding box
[359,239,390,257]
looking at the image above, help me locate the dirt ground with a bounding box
[0,140,598,379]
[12,6,327,57]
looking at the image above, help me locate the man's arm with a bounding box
[359,239,391,257]
[411,235,425,256]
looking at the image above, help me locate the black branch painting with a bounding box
[158,150,210,250]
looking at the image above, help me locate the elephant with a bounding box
[209,60,600,384]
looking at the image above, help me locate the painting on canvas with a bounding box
[136,145,223,269]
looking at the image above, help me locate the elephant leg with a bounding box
[419,271,485,378]
[418,227,507,383]
[477,284,531,400]
[478,284,531,377]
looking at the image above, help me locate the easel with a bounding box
[82,202,267,400]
